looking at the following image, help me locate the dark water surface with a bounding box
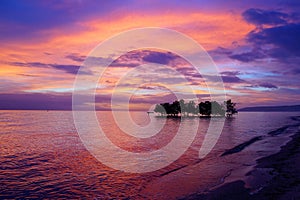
[0,111,299,199]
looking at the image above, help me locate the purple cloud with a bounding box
[65,53,86,62]
[246,82,278,89]
[209,47,232,55]
[221,71,241,76]
[8,61,91,75]
[142,51,179,65]
[220,71,244,84]
[229,49,266,62]
[243,8,288,26]
[248,23,300,56]
[0,93,72,110]
[221,75,245,83]
[259,83,278,89]
[103,50,182,68]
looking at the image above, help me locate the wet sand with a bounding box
[184,130,300,200]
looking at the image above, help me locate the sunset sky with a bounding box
[0,0,299,110]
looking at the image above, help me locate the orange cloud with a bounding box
[47,11,254,52]
[0,10,255,110]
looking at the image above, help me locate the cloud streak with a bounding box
[7,61,91,75]
[0,1,299,109]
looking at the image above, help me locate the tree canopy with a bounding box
[154,99,238,117]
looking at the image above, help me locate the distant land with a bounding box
[239,105,300,112]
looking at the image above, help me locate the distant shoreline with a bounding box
[239,105,300,112]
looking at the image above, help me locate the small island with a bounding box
[153,99,238,118]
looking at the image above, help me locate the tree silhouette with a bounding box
[162,102,172,115]
[211,101,226,116]
[179,99,186,116]
[187,100,198,115]
[154,99,237,118]
[154,100,182,116]
[225,99,238,117]
[154,104,165,115]
[172,100,181,116]
[199,101,212,116]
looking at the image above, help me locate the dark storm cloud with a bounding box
[248,23,300,56]
[229,9,300,65]
[227,8,300,66]
[242,8,289,26]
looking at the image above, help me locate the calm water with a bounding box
[0,111,300,199]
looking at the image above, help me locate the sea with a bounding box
[1,110,300,199]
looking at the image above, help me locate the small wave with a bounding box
[221,120,300,157]
[158,159,202,177]
[159,164,189,177]
[290,116,300,122]
[268,126,289,136]
[221,136,263,157]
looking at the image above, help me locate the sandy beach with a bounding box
[185,129,300,200]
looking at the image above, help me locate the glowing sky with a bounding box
[0,0,299,110]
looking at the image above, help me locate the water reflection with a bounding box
[0,111,299,199]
